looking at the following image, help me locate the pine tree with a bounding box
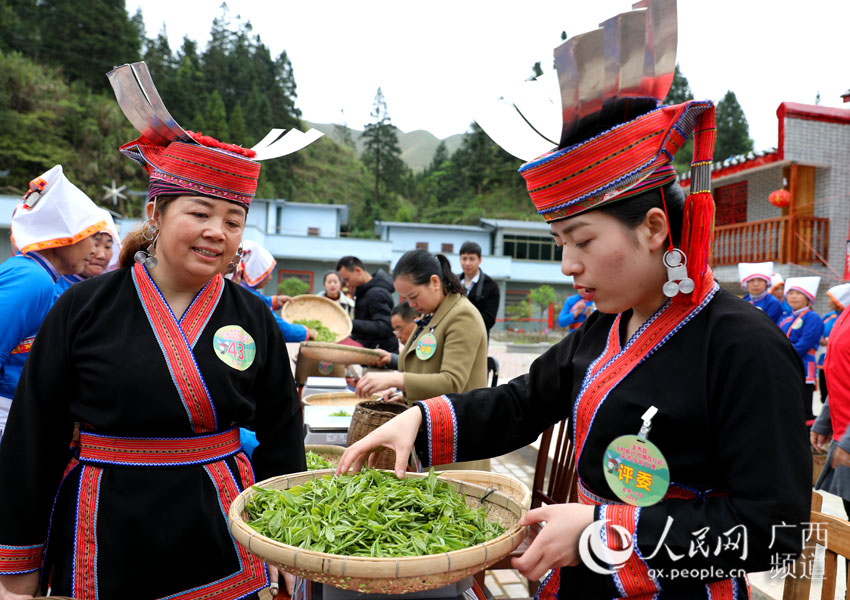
[229,104,248,146]
[714,90,754,162]
[664,64,694,105]
[38,0,142,92]
[361,87,406,225]
[428,141,449,173]
[664,64,695,174]
[203,90,230,140]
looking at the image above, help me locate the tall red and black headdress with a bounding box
[475,0,716,305]
[107,62,322,210]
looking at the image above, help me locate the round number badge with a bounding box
[603,434,670,507]
[415,332,438,360]
[213,325,256,371]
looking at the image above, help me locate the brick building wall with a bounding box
[784,117,850,283]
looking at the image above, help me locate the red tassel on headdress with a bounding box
[679,107,717,305]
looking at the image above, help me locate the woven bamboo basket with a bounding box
[228,470,528,594]
[282,295,352,342]
[301,391,363,408]
[347,401,408,469]
[437,470,532,510]
[299,341,385,366]
[305,444,344,467]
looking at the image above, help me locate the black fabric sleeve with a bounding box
[249,305,307,481]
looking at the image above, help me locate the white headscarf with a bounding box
[11,165,107,254]
[240,239,276,288]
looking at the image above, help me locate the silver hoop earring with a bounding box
[134,231,160,268]
[662,248,694,298]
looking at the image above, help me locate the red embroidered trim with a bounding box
[9,336,34,355]
[706,578,737,599]
[0,543,43,574]
[73,466,102,600]
[133,264,219,433]
[537,567,561,600]
[234,452,255,489]
[181,274,225,346]
[574,275,715,462]
[160,461,267,600]
[78,429,241,466]
[603,505,659,597]
[421,397,456,466]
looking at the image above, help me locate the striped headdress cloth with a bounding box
[475,0,717,304]
[107,62,322,210]
[120,133,261,209]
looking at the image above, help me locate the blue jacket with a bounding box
[558,294,594,329]
[818,310,839,367]
[242,285,307,342]
[779,307,824,385]
[55,273,84,297]
[743,292,782,324]
[0,253,60,399]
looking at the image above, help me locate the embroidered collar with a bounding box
[749,290,769,302]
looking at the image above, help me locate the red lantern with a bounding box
[769,188,790,208]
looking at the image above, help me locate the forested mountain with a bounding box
[305,121,465,173]
[0,2,754,237]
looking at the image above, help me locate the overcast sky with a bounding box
[130,1,849,153]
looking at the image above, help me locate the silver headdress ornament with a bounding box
[475,0,676,161]
[106,62,322,160]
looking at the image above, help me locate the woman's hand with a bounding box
[267,565,296,598]
[305,328,317,341]
[0,572,39,599]
[811,431,831,453]
[336,407,422,478]
[511,503,595,582]
[831,446,850,469]
[375,349,392,367]
[355,372,403,398]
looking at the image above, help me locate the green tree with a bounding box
[428,141,449,173]
[279,277,309,296]
[529,285,556,321]
[229,104,248,146]
[714,90,754,162]
[664,64,694,105]
[38,0,143,92]
[664,64,695,174]
[361,87,406,225]
[203,90,230,140]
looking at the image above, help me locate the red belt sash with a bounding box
[132,263,224,433]
[71,429,266,599]
[78,428,241,467]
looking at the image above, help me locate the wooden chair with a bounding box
[481,418,577,595]
[780,490,850,600]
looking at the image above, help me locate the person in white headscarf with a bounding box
[0,165,104,441]
[235,239,315,342]
[54,209,122,296]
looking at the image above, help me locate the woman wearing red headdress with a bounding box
[336,34,810,598]
[0,116,311,597]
